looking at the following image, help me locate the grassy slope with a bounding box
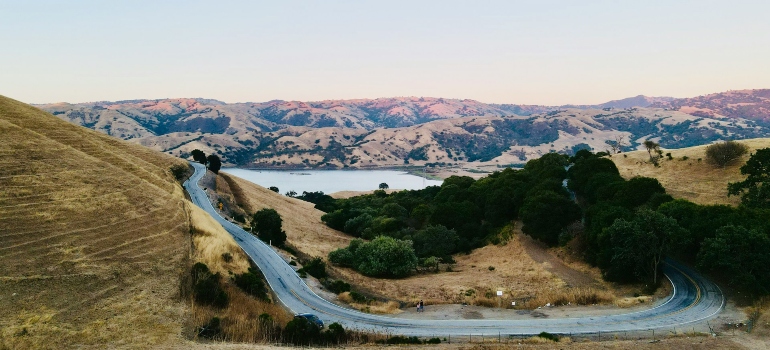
[0,96,266,348]
[611,138,770,206]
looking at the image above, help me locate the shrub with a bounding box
[232,267,269,301]
[170,163,190,181]
[191,263,228,308]
[377,335,423,345]
[221,252,232,263]
[325,279,351,294]
[197,317,221,339]
[283,317,321,346]
[268,186,279,193]
[349,290,368,303]
[328,248,355,267]
[537,331,559,342]
[705,141,749,168]
[302,257,328,279]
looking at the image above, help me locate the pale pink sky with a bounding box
[1,1,768,105]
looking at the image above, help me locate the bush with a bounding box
[302,257,328,279]
[283,317,321,346]
[232,267,269,301]
[170,163,190,181]
[377,335,423,345]
[537,331,559,342]
[328,247,355,267]
[325,279,351,294]
[191,263,228,308]
[705,141,749,168]
[268,186,279,193]
[197,317,221,339]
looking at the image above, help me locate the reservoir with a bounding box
[221,168,443,195]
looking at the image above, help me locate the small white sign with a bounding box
[512,302,516,306]
[496,290,503,296]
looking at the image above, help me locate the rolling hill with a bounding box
[37,89,770,169]
[0,95,254,348]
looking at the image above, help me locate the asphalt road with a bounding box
[184,162,724,336]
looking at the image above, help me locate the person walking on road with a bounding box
[419,300,424,312]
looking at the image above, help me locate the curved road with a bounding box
[184,162,724,336]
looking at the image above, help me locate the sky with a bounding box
[1,0,769,105]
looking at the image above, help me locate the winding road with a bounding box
[184,162,724,337]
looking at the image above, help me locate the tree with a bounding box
[728,148,770,208]
[519,191,581,246]
[379,182,389,190]
[285,190,297,197]
[705,141,749,168]
[613,176,666,209]
[643,140,661,165]
[251,208,287,246]
[607,134,628,154]
[191,149,207,164]
[268,186,279,193]
[698,225,770,295]
[603,210,689,284]
[412,225,459,258]
[206,154,221,174]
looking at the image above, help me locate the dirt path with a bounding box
[519,234,602,288]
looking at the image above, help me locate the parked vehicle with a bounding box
[294,313,324,328]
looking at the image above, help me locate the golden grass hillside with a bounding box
[611,138,770,206]
[0,96,281,348]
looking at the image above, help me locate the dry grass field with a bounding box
[0,96,290,348]
[611,138,770,206]
[0,95,196,348]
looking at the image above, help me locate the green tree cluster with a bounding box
[575,149,770,295]
[321,153,579,256]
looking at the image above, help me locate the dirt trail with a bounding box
[519,234,601,288]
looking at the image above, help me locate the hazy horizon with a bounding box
[2,1,769,105]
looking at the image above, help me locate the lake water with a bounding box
[222,168,443,195]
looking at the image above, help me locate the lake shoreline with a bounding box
[221,168,444,195]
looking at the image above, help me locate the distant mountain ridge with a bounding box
[37,89,770,168]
